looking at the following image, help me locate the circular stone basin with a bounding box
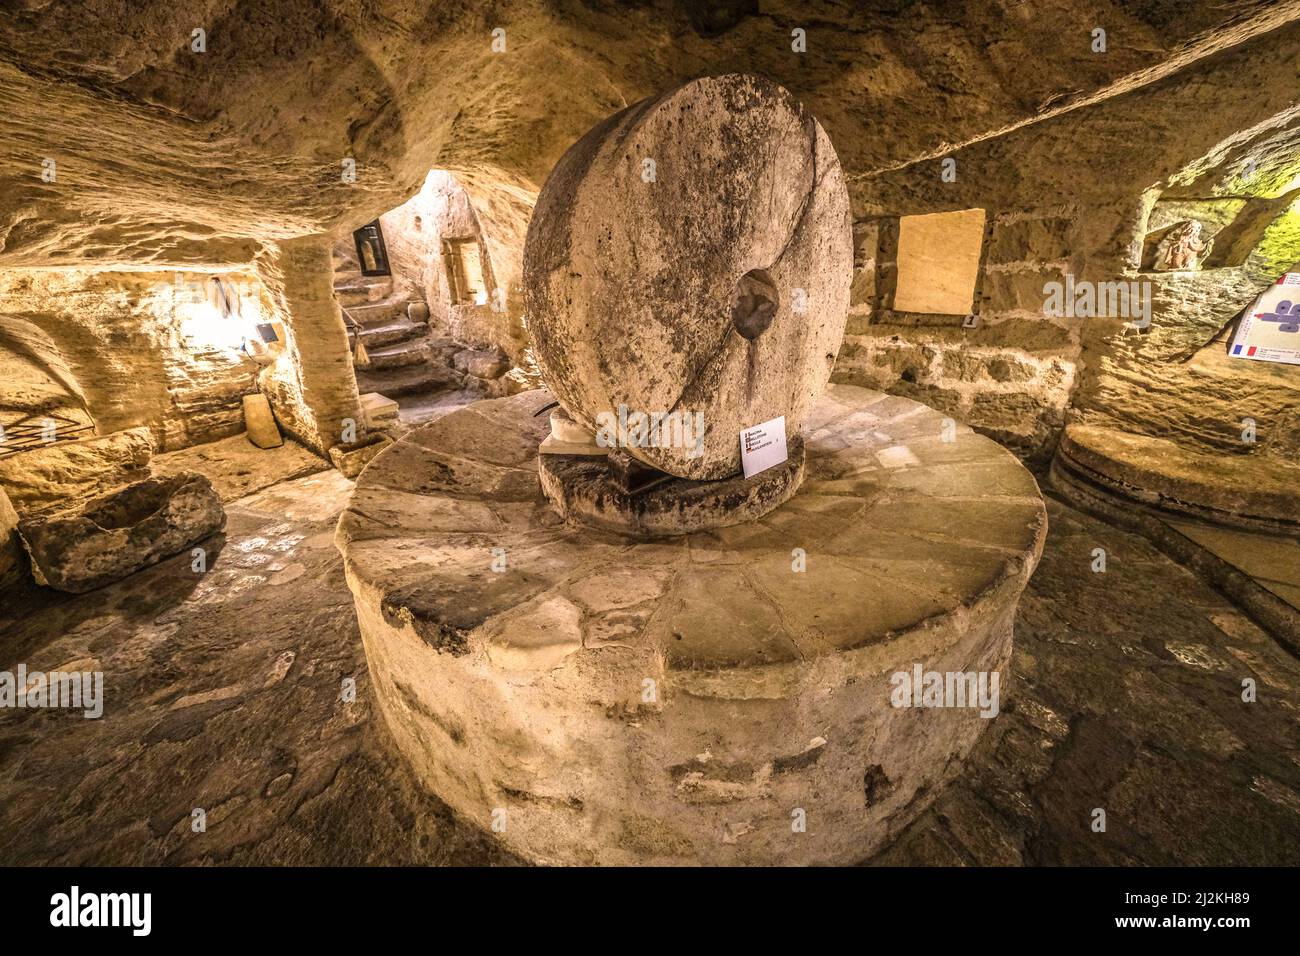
[336,385,1047,865]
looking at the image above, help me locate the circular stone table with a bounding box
[336,385,1047,865]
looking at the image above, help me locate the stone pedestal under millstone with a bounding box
[538,437,805,538]
[336,385,1048,865]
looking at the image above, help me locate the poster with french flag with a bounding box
[1229,272,1300,365]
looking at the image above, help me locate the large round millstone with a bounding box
[337,386,1048,865]
[523,74,853,481]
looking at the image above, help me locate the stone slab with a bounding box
[242,392,283,449]
[360,391,400,430]
[1058,423,1300,531]
[19,471,225,593]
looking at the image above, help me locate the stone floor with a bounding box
[1165,517,1300,611]
[0,470,1297,865]
[151,433,329,502]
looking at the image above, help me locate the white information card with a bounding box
[1229,272,1300,366]
[740,416,788,479]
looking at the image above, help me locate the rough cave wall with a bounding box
[377,169,518,353]
[0,313,94,433]
[0,270,261,451]
[833,17,1300,467]
[1,2,1299,471]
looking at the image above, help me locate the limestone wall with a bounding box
[374,167,534,363]
[834,208,1079,465]
[833,19,1300,467]
[0,270,262,452]
[256,237,364,456]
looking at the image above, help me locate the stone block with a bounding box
[940,349,1038,384]
[18,472,225,593]
[987,217,1073,264]
[453,347,511,379]
[359,392,400,430]
[0,427,154,518]
[894,208,986,315]
[328,435,393,479]
[981,269,1064,314]
[242,393,283,449]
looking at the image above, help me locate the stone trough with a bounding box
[19,471,225,593]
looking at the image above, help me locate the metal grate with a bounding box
[0,413,94,460]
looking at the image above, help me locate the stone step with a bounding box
[334,275,392,307]
[359,318,428,348]
[365,340,433,371]
[355,363,465,398]
[346,294,414,328]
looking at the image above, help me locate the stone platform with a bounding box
[1054,423,1300,532]
[336,384,1048,865]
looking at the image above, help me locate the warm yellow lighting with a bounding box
[180,301,250,352]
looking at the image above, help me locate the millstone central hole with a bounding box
[730,269,780,341]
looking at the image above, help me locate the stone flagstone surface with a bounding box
[1,471,1297,866]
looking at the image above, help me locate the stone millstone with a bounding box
[336,386,1048,865]
[523,74,853,481]
[18,471,225,593]
[539,437,805,538]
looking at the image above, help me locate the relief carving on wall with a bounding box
[1153,219,1213,272]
